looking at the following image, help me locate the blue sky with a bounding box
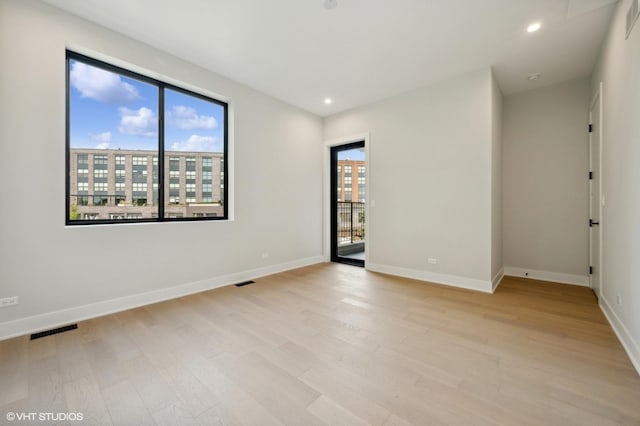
[69,59,224,153]
[338,148,365,161]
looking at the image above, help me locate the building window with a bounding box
[109,213,141,220]
[66,51,228,224]
[133,168,148,178]
[193,212,217,217]
[132,156,147,166]
[132,183,147,192]
[93,196,109,206]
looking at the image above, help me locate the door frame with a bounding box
[331,141,365,266]
[324,133,370,266]
[589,82,603,297]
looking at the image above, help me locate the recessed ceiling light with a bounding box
[527,22,542,33]
[527,73,541,81]
[324,98,333,105]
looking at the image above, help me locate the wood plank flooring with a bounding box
[1,263,639,425]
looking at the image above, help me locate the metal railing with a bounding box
[70,194,152,207]
[337,201,365,244]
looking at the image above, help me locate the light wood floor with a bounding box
[1,263,640,425]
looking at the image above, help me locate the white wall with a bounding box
[324,68,497,292]
[591,0,640,372]
[502,78,590,285]
[491,71,503,289]
[0,0,323,338]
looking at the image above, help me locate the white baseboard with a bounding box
[492,267,505,293]
[599,296,640,376]
[366,262,493,293]
[0,255,325,341]
[503,266,589,287]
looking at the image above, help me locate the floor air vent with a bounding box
[30,324,78,340]
[234,280,256,287]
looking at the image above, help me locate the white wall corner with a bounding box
[504,266,589,287]
[599,296,640,376]
[0,256,325,341]
[492,267,505,293]
[366,262,493,293]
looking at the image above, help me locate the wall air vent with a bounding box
[627,0,639,39]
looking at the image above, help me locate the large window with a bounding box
[66,51,228,224]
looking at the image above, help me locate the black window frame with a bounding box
[65,50,229,225]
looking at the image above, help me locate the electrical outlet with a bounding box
[427,257,437,265]
[0,296,19,308]
[617,295,622,305]
[262,252,269,260]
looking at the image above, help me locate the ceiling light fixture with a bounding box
[324,0,338,10]
[527,22,542,33]
[324,98,333,105]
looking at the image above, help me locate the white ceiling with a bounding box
[41,0,617,116]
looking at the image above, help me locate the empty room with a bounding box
[1,0,639,424]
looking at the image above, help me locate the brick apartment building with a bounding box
[337,159,365,202]
[69,149,224,220]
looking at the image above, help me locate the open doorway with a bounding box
[330,141,365,267]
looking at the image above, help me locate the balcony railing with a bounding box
[70,194,153,207]
[337,201,365,245]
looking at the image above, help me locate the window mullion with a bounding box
[158,85,165,221]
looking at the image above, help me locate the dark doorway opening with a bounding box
[331,141,365,267]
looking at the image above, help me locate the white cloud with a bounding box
[95,142,111,150]
[90,131,112,142]
[119,107,157,137]
[70,62,140,103]
[170,135,218,152]
[169,105,217,130]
